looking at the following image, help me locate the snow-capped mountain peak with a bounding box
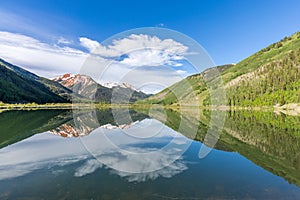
[52,74,139,91]
[52,73,97,88]
[103,82,139,91]
[52,74,148,102]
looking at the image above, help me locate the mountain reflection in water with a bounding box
[0,108,300,199]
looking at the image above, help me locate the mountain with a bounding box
[53,73,149,103]
[141,31,300,106]
[38,77,83,101]
[52,73,101,99]
[103,82,139,91]
[0,59,69,104]
[0,58,148,104]
[140,64,233,105]
[224,32,300,106]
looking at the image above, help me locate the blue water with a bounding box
[0,115,299,199]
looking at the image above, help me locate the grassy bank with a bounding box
[1,102,299,116]
[0,103,75,110]
[0,102,135,110]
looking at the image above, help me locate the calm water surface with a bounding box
[0,109,299,199]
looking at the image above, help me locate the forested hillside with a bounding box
[141,32,300,107]
[225,33,300,106]
[0,60,68,104]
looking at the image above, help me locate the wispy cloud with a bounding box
[57,37,73,45]
[0,31,87,77]
[79,34,188,67]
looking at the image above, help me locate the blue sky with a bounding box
[0,0,299,92]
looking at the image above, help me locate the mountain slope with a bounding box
[53,74,149,103]
[142,31,300,106]
[38,77,81,101]
[52,74,99,98]
[225,32,300,106]
[0,59,68,103]
[139,64,233,105]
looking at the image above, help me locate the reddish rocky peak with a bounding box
[62,73,71,79]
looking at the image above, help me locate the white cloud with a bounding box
[119,49,183,67]
[79,37,102,52]
[0,31,87,77]
[79,34,188,67]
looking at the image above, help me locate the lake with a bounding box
[0,108,299,199]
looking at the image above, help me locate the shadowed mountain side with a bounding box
[0,59,89,103]
[38,77,86,102]
[0,60,69,103]
[136,107,300,187]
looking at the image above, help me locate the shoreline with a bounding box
[0,103,299,115]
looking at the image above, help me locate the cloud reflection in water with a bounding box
[0,118,191,182]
